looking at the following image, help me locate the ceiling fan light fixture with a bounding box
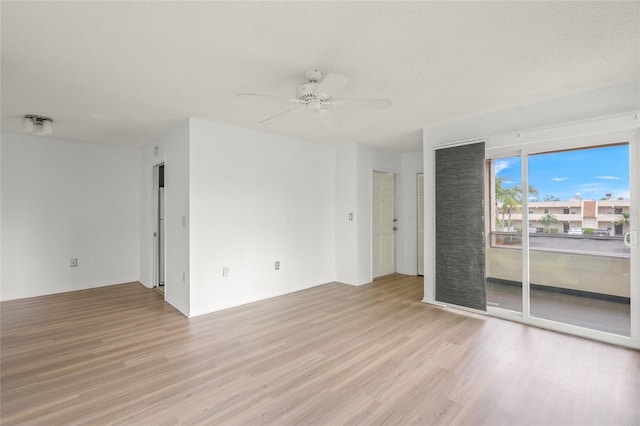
[23,115,53,136]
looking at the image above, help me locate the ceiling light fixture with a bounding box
[23,115,53,136]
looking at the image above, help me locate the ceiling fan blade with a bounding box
[316,109,339,128]
[330,98,392,110]
[315,73,350,97]
[237,93,300,105]
[258,105,305,124]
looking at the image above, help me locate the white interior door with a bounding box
[373,172,396,278]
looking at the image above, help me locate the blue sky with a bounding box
[495,144,630,201]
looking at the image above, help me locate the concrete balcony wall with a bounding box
[486,247,630,297]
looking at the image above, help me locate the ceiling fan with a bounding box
[238,68,392,126]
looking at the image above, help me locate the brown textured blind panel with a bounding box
[435,142,487,311]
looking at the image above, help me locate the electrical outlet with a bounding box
[70,258,78,267]
[222,267,229,277]
[275,261,280,270]
[348,213,353,221]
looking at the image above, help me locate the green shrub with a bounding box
[583,228,595,235]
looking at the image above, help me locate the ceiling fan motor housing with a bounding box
[304,68,322,82]
[296,82,324,102]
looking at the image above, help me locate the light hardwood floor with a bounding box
[1,275,639,425]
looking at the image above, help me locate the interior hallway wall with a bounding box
[140,120,190,315]
[1,133,140,300]
[187,118,336,316]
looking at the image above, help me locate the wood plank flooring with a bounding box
[1,275,639,425]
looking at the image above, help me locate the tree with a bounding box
[495,178,539,230]
[614,211,630,228]
[543,194,560,202]
[514,184,540,202]
[495,177,519,229]
[540,213,558,233]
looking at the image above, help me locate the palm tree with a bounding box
[614,211,630,233]
[514,184,540,203]
[615,211,630,225]
[495,178,539,230]
[495,178,518,229]
[541,213,558,233]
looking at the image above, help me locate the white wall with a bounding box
[1,117,425,312]
[165,123,191,315]
[356,144,402,283]
[140,120,191,315]
[187,118,336,316]
[1,133,140,300]
[334,143,423,285]
[334,144,359,284]
[423,81,639,146]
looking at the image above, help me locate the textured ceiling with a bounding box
[2,1,638,153]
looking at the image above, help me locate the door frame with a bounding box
[484,126,639,348]
[152,163,165,291]
[424,112,639,349]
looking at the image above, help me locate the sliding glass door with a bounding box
[486,155,523,313]
[486,142,633,338]
[527,144,630,336]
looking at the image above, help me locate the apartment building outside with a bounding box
[496,197,630,236]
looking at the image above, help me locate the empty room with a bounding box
[1,1,639,425]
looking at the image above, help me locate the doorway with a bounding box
[372,171,397,278]
[153,163,165,292]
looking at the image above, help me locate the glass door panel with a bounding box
[486,156,523,312]
[528,144,630,336]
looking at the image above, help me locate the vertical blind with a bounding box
[435,142,487,311]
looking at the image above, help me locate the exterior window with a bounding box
[563,208,570,214]
[544,208,549,214]
[615,208,623,214]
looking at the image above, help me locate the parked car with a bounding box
[528,227,537,234]
[503,227,517,232]
[593,229,609,236]
[568,228,583,235]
